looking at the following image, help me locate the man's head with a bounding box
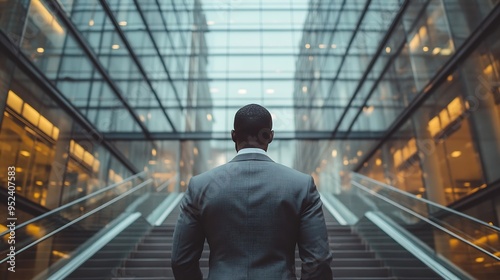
[231,104,274,151]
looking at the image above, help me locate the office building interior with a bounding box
[1,0,499,279]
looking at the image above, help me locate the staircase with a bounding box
[109,205,442,279]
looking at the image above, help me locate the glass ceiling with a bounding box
[57,0,402,140]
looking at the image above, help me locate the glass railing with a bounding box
[0,171,160,280]
[344,173,500,280]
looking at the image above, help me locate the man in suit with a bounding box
[171,104,333,279]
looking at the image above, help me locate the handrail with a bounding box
[351,180,500,262]
[0,171,147,237]
[352,173,500,232]
[0,178,153,264]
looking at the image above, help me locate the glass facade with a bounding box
[1,0,500,277]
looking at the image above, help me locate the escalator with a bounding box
[108,205,441,280]
[1,172,499,279]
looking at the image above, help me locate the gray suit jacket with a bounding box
[171,153,333,280]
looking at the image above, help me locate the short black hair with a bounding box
[233,104,273,142]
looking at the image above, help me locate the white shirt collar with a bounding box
[237,148,267,155]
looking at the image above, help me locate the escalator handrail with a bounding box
[352,172,500,232]
[0,171,147,237]
[0,178,153,264]
[351,180,500,262]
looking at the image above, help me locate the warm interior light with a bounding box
[149,160,157,165]
[331,44,336,49]
[152,149,157,156]
[206,114,213,121]
[440,48,452,55]
[483,64,493,75]
[35,180,43,186]
[111,44,120,50]
[475,257,485,263]
[343,160,349,166]
[20,150,31,157]
[193,147,199,156]
[362,105,374,114]
[23,103,40,126]
[450,151,462,158]
[447,75,453,82]
[118,21,127,26]
[463,182,471,187]
[302,86,308,93]
[31,0,64,34]
[385,47,391,53]
[88,19,95,26]
[375,158,382,166]
[319,44,326,49]
[422,46,429,52]
[331,150,337,158]
[447,97,464,120]
[7,90,23,113]
[357,150,363,157]
[83,151,94,166]
[52,250,70,259]
[305,43,310,49]
[37,47,45,53]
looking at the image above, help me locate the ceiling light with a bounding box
[37,47,45,53]
[319,44,326,49]
[152,149,157,156]
[207,21,215,25]
[305,43,310,49]
[20,150,30,157]
[302,86,307,93]
[343,160,349,166]
[238,89,247,94]
[206,113,213,121]
[385,47,391,53]
[422,46,429,52]
[331,44,337,48]
[111,44,120,50]
[266,89,275,94]
[331,150,337,158]
[363,105,374,114]
[432,47,441,55]
[440,48,452,55]
[463,182,471,187]
[119,21,127,26]
[357,150,363,157]
[450,151,462,158]
[88,19,95,26]
[375,158,382,166]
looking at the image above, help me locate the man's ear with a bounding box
[231,130,237,143]
[268,130,274,144]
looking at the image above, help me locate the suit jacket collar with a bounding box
[230,153,274,163]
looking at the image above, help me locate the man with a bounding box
[171,104,333,279]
